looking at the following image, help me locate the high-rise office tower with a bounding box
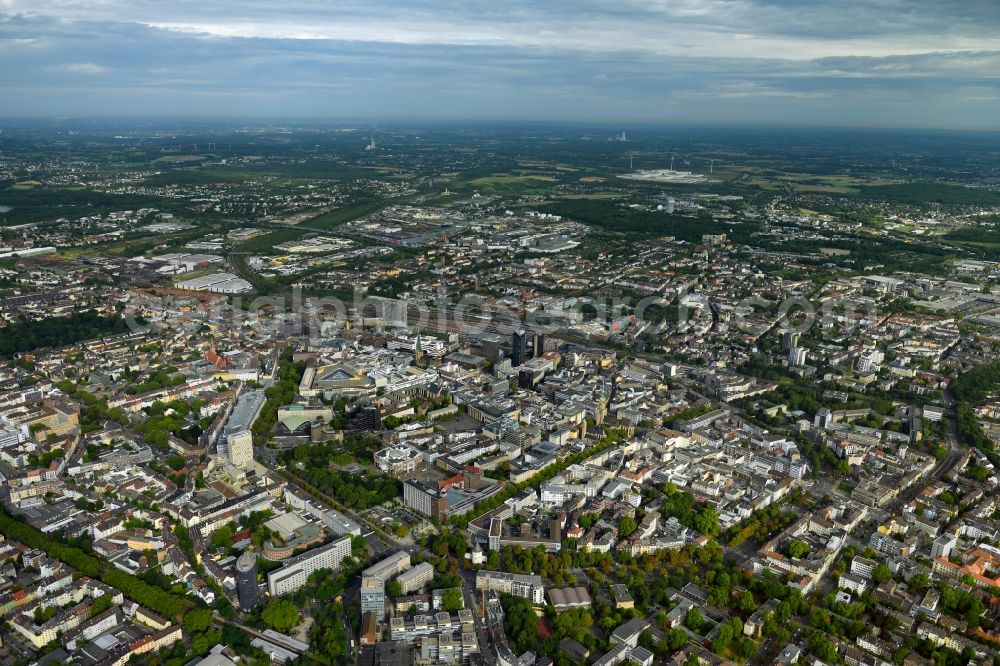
[511,329,526,367]
[236,550,259,612]
[532,333,546,358]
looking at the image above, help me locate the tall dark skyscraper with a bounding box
[518,369,534,390]
[356,403,382,430]
[511,329,526,367]
[236,550,259,612]
[482,334,503,363]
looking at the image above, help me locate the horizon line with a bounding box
[2,116,1000,134]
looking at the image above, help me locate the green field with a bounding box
[152,154,207,164]
[301,199,385,230]
[468,175,559,186]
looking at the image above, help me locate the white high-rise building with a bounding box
[228,430,254,470]
[788,347,807,368]
[361,578,386,618]
[931,533,957,559]
[856,349,884,374]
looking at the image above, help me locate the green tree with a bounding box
[665,627,689,651]
[183,608,214,634]
[89,594,114,617]
[693,506,719,536]
[191,628,222,655]
[712,623,734,654]
[386,580,403,598]
[808,632,837,662]
[685,607,704,634]
[262,599,301,633]
[210,524,235,551]
[737,638,757,660]
[784,540,809,559]
[502,595,539,652]
[872,564,892,583]
[708,587,729,607]
[619,516,638,539]
[442,588,464,612]
[736,591,756,613]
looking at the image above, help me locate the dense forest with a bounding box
[855,183,1000,206]
[946,225,1000,246]
[0,310,131,358]
[0,184,174,225]
[537,199,758,244]
[950,360,1000,466]
[957,403,1000,467]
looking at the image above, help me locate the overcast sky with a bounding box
[1,1,999,128]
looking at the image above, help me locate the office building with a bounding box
[482,334,503,363]
[788,347,807,367]
[227,430,254,470]
[267,537,352,596]
[610,618,651,648]
[224,390,266,435]
[322,509,362,537]
[851,556,877,580]
[375,444,424,477]
[363,551,412,582]
[361,551,413,620]
[475,570,544,604]
[511,329,526,367]
[517,369,535,390]
[356,403,382,430]
[531,332,546,358]
[361,578,386,618]
[404,479,448,519]
[856,349,885,374]
[398,562,434,595]
[235,550,259,612]
[388,611,480,663]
